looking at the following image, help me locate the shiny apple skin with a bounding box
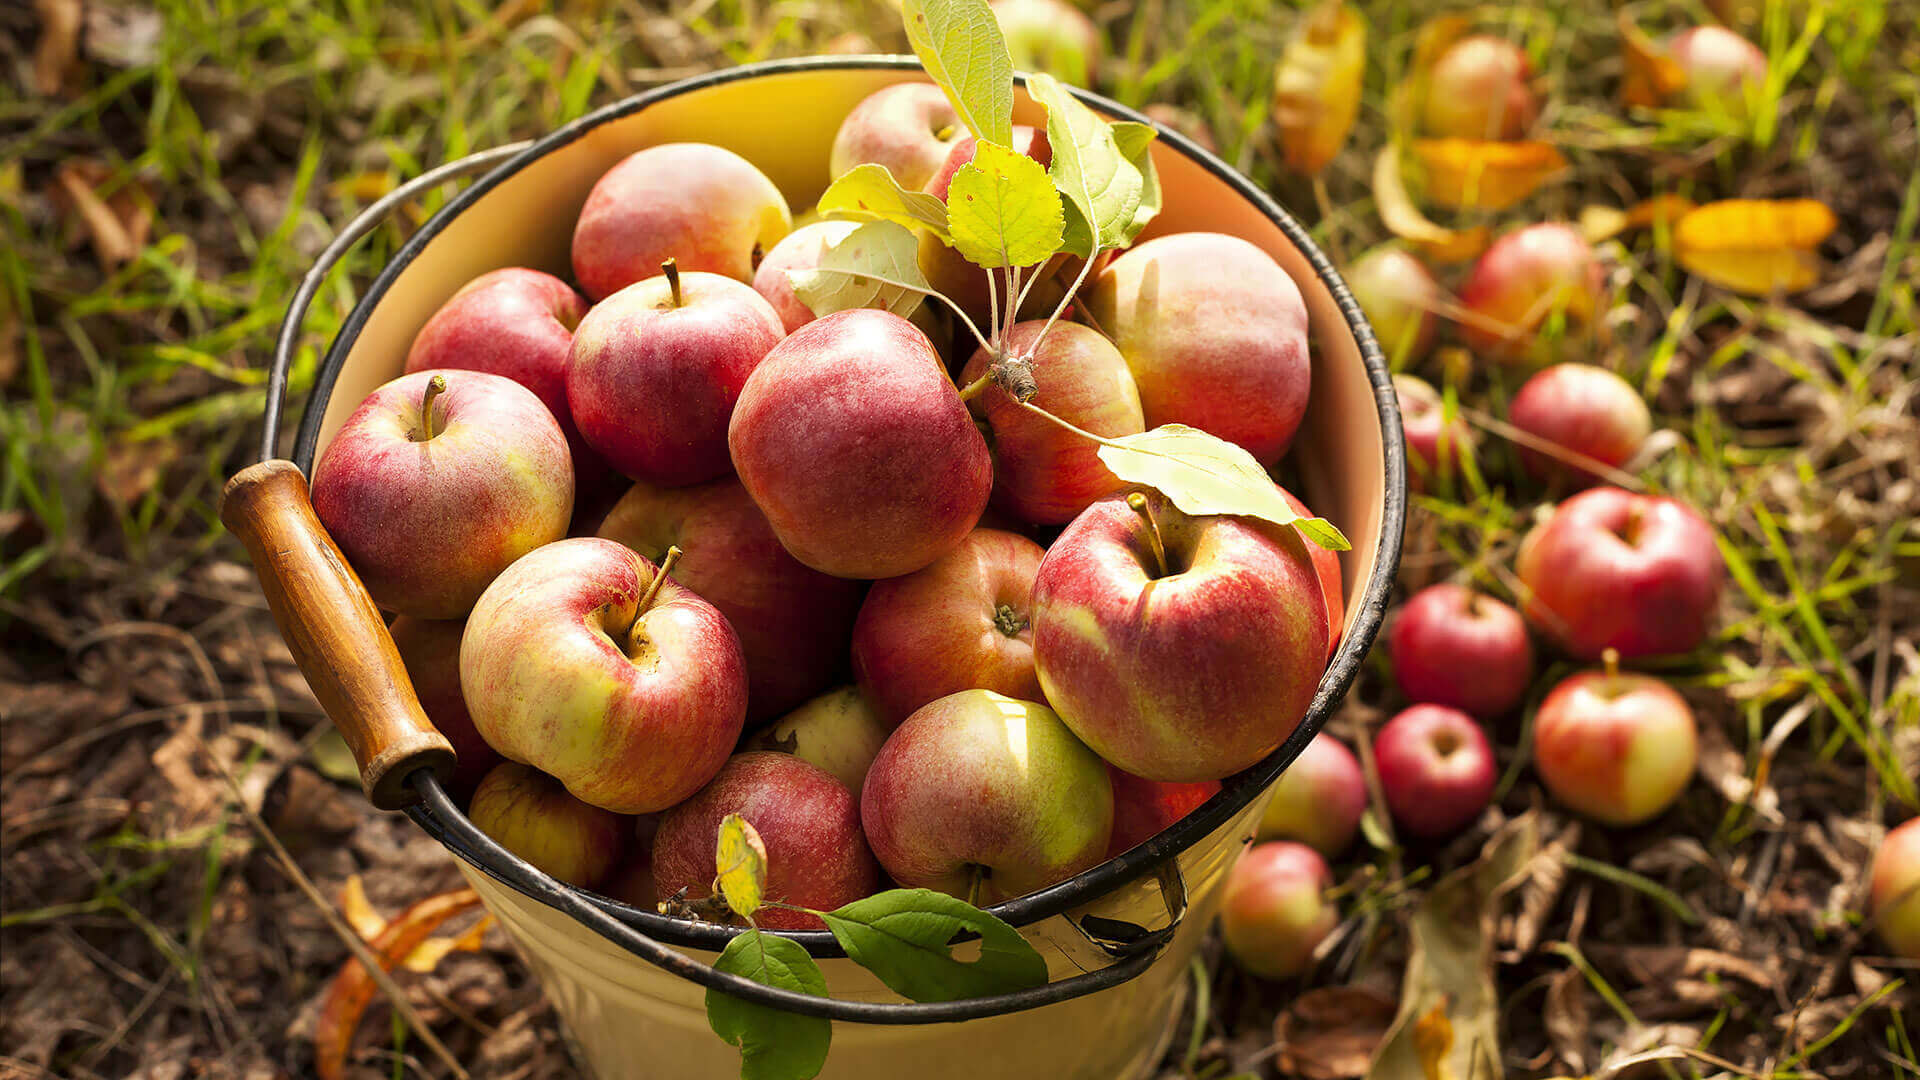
[1256,733,1367,857]
[752,220,860,334]
[1532,667,1698,826]
[828,83,965,193]
[1389,584,1536,718]
[1218,841,1337,979]
[1457,223,1606,364]
[1670,26,1768,117]
[468,762,628,890]
[1373,704,1497,838]
[1508,363,1652,489]
[1104,766,1220,858]
[744,686,892,796]
[1278,484,1344,661]
[1422,34,1539,140]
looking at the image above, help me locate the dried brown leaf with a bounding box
[1275,986,1399,1080]
[313,888,483,1080]
[1543,965,1590,1075]
[51,160,154,269]
[31,0,84,96]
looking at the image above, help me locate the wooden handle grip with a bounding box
[222,460,454,809]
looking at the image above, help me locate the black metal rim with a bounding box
[273,55,1406,960]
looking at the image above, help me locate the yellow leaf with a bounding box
[1271,1,1367,177]
[1372,144,1488,264]
[715,813,769,920]
[1618,11,1686,108]
[1409,138,1567,212]
[400,914,495,973]
[1581,194,1696,243]
[1412,1003,1456,1080]
[1674,198,1837,295]
[339,875,386,941]
[1580,205,1629,244]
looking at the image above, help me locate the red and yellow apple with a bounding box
[1670,26,1767,118]
[1257,733,1367,857]
[1389,583,1535,718]
[1344,247,1440,364]
[745,686,892,796]
[1421,34,1538,140]
[1106,767,1219,858]
[1508,363,1652,489]
[1458,223,1606,364]
[1218,841,1337,979]
[828,83,965,193]
[468,762,628,889]
[1278,483,1345,660]
[1870,817,1920,960]
[1393,374,1476,495]
[1532,662,1697,826]
[991,0,1102,86]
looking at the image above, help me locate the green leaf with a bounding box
[817,164,951,242]
[1109,120,1163,240]
[819,888,1048,1002]
[1027,73,1142,257]
[787,221,930,319]
[902,0,1013,148]
[1095,424,1352,550]
[715,814,767,921]
[945,140,1064,269]
[706,930,832,1080]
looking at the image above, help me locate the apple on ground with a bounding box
[828,83,965,193]
[571,143,791,300]
[1421,34,1539,140]
[1374,705,1497,838]
[598,476,865,722]
[1388,583,1535,718]
[1393,374,1476,495]
[1517,486,1724,659]
[652,752,878,930]
[960,320,1145,526]
[1507,363,1652,489]
[1088,232,1312,466]
[1106,767,1220,858]
[1257,733,1367,857]
[1532,657,1697,826]
[568,262,785,487]
[991,0,1102,86]
[1457,223,1606,364]
[852,528,1046,725]
[729,309,992,579]
[744,686,892,796]
[1218,841,1337,979]
[861,690,1113,903]
[1032,488,1329,782]
[468,762,628,890]
[461,537,747,814]
[1277,483,1344,660]
[1870,817,1920,960]
[388,616,500,795]
[311,369,573,620]
[1344,247,1441,364]
[1669,26,1768,118]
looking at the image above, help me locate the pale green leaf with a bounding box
[1027,72,1142,256]
[715,814,767,920]
[706,930,831,1080]
[945,140,1064,269]
[1109,120,1163,240]
[817,164,951,242]
[787,221,930,319]
[820,888,1048,1002]
[1095,424,1352,550]
[902,0,1013,147]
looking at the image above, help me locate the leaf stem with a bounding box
[801,267,992,355]
[417,374,447,442]
[1027,247,1103,360]
[957,373,993,402]
[985,266,1002,346]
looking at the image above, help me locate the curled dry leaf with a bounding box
[1372,144,1488,264]
[313,887,485,1080]
[1618,11,1687,109]
[1273,986,1398,1080]
[1673,198,1837,295]
[1271,1,1367,177]
[51,160,154,269]
[1409,139,1567,212]
[31,0,84,96]
[1542,965,1590,1075]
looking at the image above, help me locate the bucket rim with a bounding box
[284,54,1406,957]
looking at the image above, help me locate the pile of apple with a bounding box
[308,82,1346,925]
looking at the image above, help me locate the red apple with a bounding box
[1421,34,1538,140]
[1670,26,1767,118]
[1105,767,1219,858]
[1278,484,1344,660]
[861,690,1113,902]
[1458,223,1606,364]
[752,220,861,334]
[745,686,892,796]
[1256,733,1367,857]
[568,263,785,487]
[468,762,627,889]
[828,83,965,193]
[388,616,500,795]
[311,370,573,619]
[852,528,1046,726]
[1388,584,1535,718]
[1870,817,1920,960]
[1344,247,1440,363]
[571,143,791,300]
[960,320,1144,525]
[1374,705,1496,838]
[1516,486,1724,659]
[1508,363,1652,489]
[1032,489,1329,782]
[1532,662,1697,826]
[729,309,992,579]
[461,537,747,814]
[992,0,1102,86]
[1218,841,1337,979]
[1087,232,1312,466]
[597,477,863,722]
[652,752,879,930]
[1393,374,1475,495]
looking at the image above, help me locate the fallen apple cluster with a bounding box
[308,85,1344,925]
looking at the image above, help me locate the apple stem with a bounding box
[417,373,448,442]
[1602,648,1621,680]
[965,864,988,907]
[662,258,683,308]
[635,545,684,620]
[1127,492,1170,578]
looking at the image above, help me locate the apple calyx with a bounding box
[661,258,684,308]
[990,352,1038,403]
[415,373,448,442]
[992,603,1028,638]
[1126,492,1171,579]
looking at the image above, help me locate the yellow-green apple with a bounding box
[1278,484,1344,660]
[568,263,785,487]
[1421,34,1538,140]
[652,752,879,930]
[1344,247,1441,363]
[729,309,992,579]
[917,127,1071,332]
[1516,487,1724,659]
[1031,489,1330,781]
[1458,223,1606,363]
[1393,374,1475,494]
[1670,26,1767,118]
[745,686,892,795]
[861,690,1113,902]
[1870,817,1920,959]
[310,370,573,619]
[1086,232,1312,465]
[827,83,964,193]
[467,762,627,889]
[1218,841,1336,979]
[598,476,864,722]
[570,143,791,300]
[852,528,1046,726]
[960,320,1144,525]
[1532,660,1697,826]
[1388,584,1535,718]
[461,537,747,814]
[991,0,1102,86]
[1257,733,1367,857]
[1105,767,1219,858]
[387,616,500,796]
[1374,705,1496,838]
[1508,363,1651,489]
